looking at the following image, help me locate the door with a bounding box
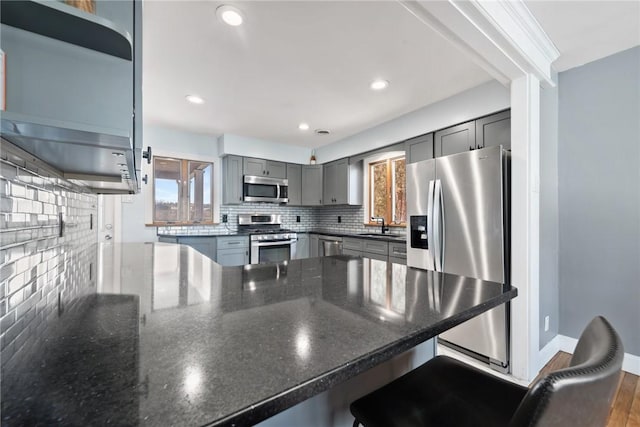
[435,146,508,368]
[98,194,121,243]
[406,159,435,270]
[97,194,121,293]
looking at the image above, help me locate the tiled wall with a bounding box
[157,203,316,235]
[0,148,98,369]
[159,203,406,237]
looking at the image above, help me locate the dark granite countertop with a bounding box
[158,229,406,243]
[1,243,516,426]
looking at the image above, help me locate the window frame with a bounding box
[151,155,216,226]
[366,155,406,227]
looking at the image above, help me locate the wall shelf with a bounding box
[1,0,133,60]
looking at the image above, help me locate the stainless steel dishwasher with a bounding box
[318,235,342,256]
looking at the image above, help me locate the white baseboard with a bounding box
[537,335,561,373]
[555,334,640,376]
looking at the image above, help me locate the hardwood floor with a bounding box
[535,352,640,427]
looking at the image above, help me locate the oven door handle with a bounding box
[254,239,297,247]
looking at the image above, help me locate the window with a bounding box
[368,156,406,225]
[153,156,214,224]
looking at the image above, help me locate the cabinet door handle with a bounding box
[267,170,270,175]
[227,241,241,245]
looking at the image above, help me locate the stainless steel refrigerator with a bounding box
[406,145,510,371]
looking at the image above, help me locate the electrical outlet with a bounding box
[296,216,300,223]
[222,214,228,223]
[338,216,342,223]
[544,315,550,332]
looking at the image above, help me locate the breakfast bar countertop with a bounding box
[1,243,516,426]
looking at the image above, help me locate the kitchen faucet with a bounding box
[371,217,390,234]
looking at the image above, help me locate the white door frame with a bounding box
[401,0,559,382]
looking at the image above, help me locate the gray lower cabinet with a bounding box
[389,256,407,265]
[435,120,476,157]
[216,236,249,266]
[342,237,407,264]
[405,133,434,164]
[294,233,309,259]
[223,155,243,204]
[158,236,217,261]
[302,165,323,206]
[287,164,302,205]
[476,110,511,151]
[309,234,319,257]
[388,242,407,260]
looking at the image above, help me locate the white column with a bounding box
[510,74,541,382]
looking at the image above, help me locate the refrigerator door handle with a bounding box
[426,179,435,269]
[433,179,445,271]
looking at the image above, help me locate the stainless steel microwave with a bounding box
[243,175,288,203]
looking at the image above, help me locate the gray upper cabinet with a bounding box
[243,157,266,176]
[286,164,302,205]
[405,133,434,164]
[222,155,243,205]
[435,121,476,157]
[476,110,511,150]
[434,111,511,157]
[243,157,286,178]
[0,0,141,193]
[266,161,286,179]
[323,159,362,205]
[302,165,323,206]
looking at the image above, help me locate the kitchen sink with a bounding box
[357,233,405,240]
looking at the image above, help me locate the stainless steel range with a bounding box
[238,214,297,264]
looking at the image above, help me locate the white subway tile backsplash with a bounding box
[0,153,97,369]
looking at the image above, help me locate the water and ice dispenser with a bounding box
[410,215,428,249]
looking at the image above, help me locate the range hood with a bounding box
[1,111,138,193]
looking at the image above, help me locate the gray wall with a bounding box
[539,73,559,348]
[558,46,640,355]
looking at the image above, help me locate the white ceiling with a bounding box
[143,1,640,149]
[142,1,492,148]
[525,0,640,72]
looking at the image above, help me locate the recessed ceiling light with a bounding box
[186,95,205,104]
[298,123,310,131]
[370,79,389,91]
[216,5,244,26]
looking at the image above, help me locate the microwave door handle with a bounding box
[276,183,280,200]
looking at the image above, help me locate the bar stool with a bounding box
[350,316,623,427]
